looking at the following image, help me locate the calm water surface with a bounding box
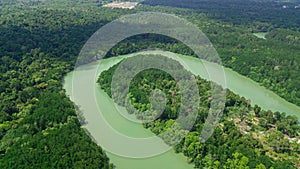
[63,51,299,169]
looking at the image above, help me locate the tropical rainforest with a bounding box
[0,0,299,168]
[99,55,300,168]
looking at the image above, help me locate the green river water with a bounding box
[63,51,299,169]
[253,32,268,39]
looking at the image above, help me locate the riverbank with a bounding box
[63,50,299,168]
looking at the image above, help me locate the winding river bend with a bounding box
[63,51,300,169]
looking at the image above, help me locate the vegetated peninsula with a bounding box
[98,56,300,168]
[0,0,299,168]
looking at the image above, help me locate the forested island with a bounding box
[0,0,299,168]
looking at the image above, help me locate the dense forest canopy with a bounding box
[0,6,128,168]
[104,17,300,106]
[142,0,300,31]
[99,57,300,168]
[0,0,299,168]
[0,0,101,7]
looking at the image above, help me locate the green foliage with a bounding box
[266,29,300,45]
[224,152,250,169]
[0,6,122,168]
[0,0,102,8]
[105,8,300,106]
[0,119,111,169]
[142,0,300,31]
[0,1,299,168]
[105,33,195,58]
[99,59,300,168]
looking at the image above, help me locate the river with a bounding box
[253,32,268,39]
[63,50,300,169]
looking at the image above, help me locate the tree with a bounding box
[224,152,250,169]
[255,163,267,169]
